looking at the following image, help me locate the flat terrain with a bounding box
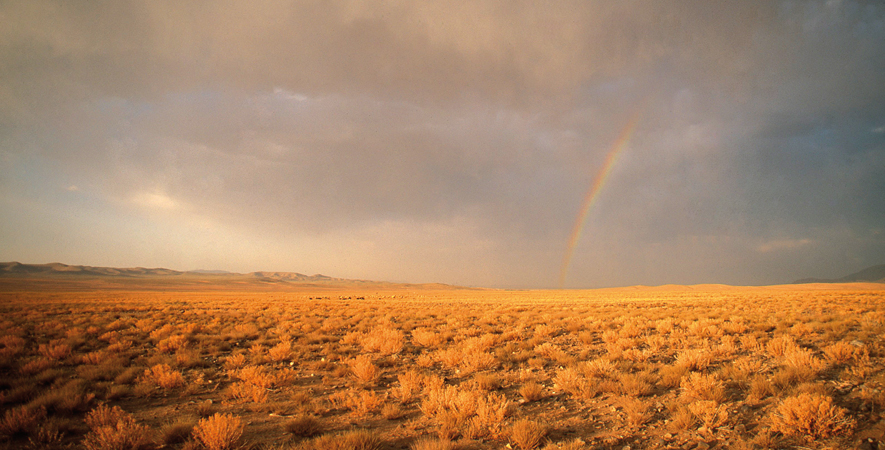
[1,282,884,449]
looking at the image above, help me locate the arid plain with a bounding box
[1,269,883,450]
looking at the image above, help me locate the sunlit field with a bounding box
[1,284,883,450]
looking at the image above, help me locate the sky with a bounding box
[1,1,884,288]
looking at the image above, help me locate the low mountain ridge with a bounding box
[794,264,885,284]
[0,262,446,291]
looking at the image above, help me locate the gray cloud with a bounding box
[2,1,883,287]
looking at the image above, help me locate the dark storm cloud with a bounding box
[1,0,883,287]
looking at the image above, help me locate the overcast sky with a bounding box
[1,1,883,288]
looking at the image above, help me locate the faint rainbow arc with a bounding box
[559,112,642,287]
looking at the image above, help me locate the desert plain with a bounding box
[1,272,884,450]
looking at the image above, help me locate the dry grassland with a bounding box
[0,284,883,449]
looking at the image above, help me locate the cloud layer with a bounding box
[2,1,883,287]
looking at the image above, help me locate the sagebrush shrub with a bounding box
[143,364,185,389]
[680,372,725,403]
[675,349,713,371]
[619,397,651,428]
[412,329,445,347]
[297,429,382,450]
[0,405,45,438]
[193,413,243,450]
[411,437,454,450]
[83,405,153,450]
[348,355,380,383]
[823,341,856,365]
[268,340,294,362]
[361,326,404,355]
[769,393,854,441]
[285,414,323,437]
[510,419,547,450]
[519,382,544,402]
[688,400,728,428]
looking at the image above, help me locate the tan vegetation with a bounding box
[0,284,881,449]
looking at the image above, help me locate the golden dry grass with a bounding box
[0,284,881,449]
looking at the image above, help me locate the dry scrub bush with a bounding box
[19,357,52,375]
[619,397,651,428]
[296,429,382,450]
[392,370,424,403]
[160,419,196,446]
[411,437,454,450]
[823,341,856,365]
[345,389,385,416]
[348,355,380,383]
[225,381,268,403]
[533,343,561,359]
[28,419,64,448]
[157,335,188,353]
[658,366,688,388]
[0,405,45,438]
[361,326,404,355]
[668,405,697,432]
[83,404,153,450]
[28,379,96,414]
[781,347,827,376]
[193,413,243,450]
[0,334,26,358]
[680,372,725,403]
[38,340,72,361]
[688,400,729,429]
[509,419,548,450]
[268,340,293,362]
[519,382,545,402]
[582,358,618,379]
[412,329,445,347]
[675,349,713,371]
[540,438,588,450]
[618,372,655,397]
[223,353,247,370]
[769,393,854,441]
[747,375,775,401]
[460,352,498,374]
[231,365,275,388]
[473,373,501,391]
[143,364,185,389]
[725,357,764,384]
[534,324,557,338]
[381,403,404,420]
[436,348,463,369]
[420,385,511,438]
[766,335,800,358]
[285,414,323,437]
[553,368,598,399]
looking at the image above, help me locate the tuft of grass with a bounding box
[193,413,244,450]
[509,419,548,450]
[143,364,185,389]
[519,382,545,402]
[0,405,45,438]
[680,372,725,403]
[285,414,323,437]
[619,397,652,428]
[296,429,382,450]
[83,405,153,450]
[411,436,455,450]
[161,419,196,446]
[768,393,855,442]
[348,355,381,383]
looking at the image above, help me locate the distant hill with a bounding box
[794,264,885,284]
[0,262,457,291]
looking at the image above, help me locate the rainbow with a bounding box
[559,112,642,287]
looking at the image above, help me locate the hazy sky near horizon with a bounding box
[1,1,884,288]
